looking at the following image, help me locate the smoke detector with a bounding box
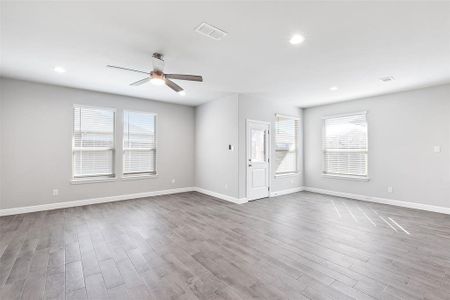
[195,22,227,40]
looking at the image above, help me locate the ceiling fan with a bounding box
[107,53,203,96]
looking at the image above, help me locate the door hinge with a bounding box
[268,186,270,191]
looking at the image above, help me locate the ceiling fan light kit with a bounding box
[107,52,203,96]
[149,71,165,85]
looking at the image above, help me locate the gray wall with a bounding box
[0,78,195,209]
[238,94,303,199]
[2,77,448,210]
[195,94,239,198]
[304,84,450,208]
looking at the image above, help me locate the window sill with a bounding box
[275,172,301,178]
[121,174,158,181]
[322,173,370,181]
[71,177,117,184]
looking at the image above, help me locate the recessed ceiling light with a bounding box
[380,76,395,82]
[330,86,338,91]
[178,90,186,96]
[289,34,305,45]
[54,66,66,73]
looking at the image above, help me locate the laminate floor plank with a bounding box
[84,273,108,299]
[21,275,46,300]
[44,272,65,300]
[98,259,124,289]
[0,191,449,299]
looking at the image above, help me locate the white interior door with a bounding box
[246,120,270,201]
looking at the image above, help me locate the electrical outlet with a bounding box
[387,186,393,193]
[52,189,59,196]
[171,179,176,184]
[224,184,228,189]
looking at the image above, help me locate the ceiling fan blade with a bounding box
[165,74,203,82]
[130,77,150,86]
[107,65,149,74]
[165,79,183,93]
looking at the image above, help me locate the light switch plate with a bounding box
[433,146,441,153]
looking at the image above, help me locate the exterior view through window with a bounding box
[123,111,156,176]
[323,112,368,179]
[72,106,115,179]
[275,115,299,175]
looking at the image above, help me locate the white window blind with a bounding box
[323,112,368,178]
[275,115,299,174]
[123,111,156,175]
[73,106,115,178]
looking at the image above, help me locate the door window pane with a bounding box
[251,129,265,162]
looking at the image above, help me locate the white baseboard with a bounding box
[303,186,450,215]
[193,187,248,204]
[0,187,195,217]
[270,187,304,197]
[4,185,445,217]
[0,187,250,217]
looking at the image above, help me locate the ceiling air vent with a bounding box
[195,22,227,40]
[379,76,395,82]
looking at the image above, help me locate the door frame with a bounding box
[246,119,272,200]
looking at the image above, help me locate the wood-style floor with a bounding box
[0,191,449,300]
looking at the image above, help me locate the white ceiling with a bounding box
[1,1,450,107]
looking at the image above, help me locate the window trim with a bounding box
[274,172,300,178]
[71,105,117,182]
[322,173,370,181]
[321,111,369,181]
[274,113,300,176]
[71,176,117,185]
[122,110,158,178]
[121,173,158,181]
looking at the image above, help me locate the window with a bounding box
[73,106,115,179]
[323,112,368,179]
[123,111,156,176]
[275,114,299,175]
